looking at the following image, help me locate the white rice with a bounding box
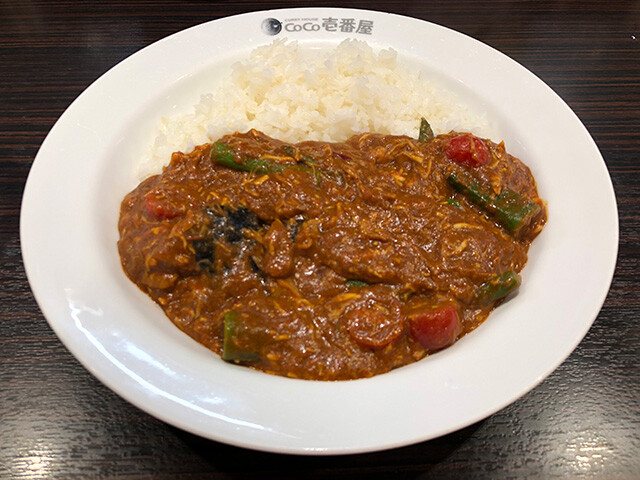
[139,38,491,178]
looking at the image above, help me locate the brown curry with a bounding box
[118,126,546,380]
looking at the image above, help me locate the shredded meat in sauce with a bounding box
[118,128,546,380]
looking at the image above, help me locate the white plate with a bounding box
[20,8,618,454]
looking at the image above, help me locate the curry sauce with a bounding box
[118,129,546,380]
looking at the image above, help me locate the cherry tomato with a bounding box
[409,305,461,351]
[444,134,491,168]
[144,191,182,220]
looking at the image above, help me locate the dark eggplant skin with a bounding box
[192,206,263,273]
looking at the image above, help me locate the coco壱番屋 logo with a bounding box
[261,17,375,36]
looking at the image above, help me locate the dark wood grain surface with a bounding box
[2,1,639,478]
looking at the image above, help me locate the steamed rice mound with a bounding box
[141,39,490,178]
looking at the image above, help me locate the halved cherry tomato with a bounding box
[444,134,491,168]
[144,191,182,220]
[409,304,461,351]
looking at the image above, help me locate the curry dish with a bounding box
[118,125,546,380]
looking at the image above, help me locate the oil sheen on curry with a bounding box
[118,122,546,380]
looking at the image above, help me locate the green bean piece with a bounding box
[213,142,320,177]
[447,168,541,238]
[345,279,369,287]
[211,142,245,170]
[211,142,277,174]
[475,270,521,305]
[222,312,260,363]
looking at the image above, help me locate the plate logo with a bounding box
[262,17,374,36]
[261,18,282,35]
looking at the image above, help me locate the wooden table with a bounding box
[2,1,638,477]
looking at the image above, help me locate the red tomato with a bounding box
[409,305,461,351]
[444,134,491,167]
[144,192,182,220]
